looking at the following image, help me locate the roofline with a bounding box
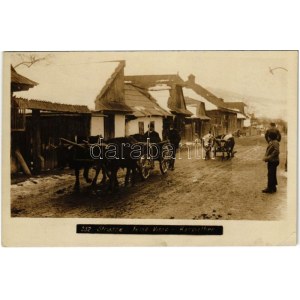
[124,74,186,87]
[13,97,91,114]
[95,60,125,102]
[11,65,39,88]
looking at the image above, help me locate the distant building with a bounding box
[185,74,238,136]
[225,102,248,130]
[184,97,211,141]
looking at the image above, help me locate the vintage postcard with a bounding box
[1,51,298,246]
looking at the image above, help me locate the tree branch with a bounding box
[13,55,49,69]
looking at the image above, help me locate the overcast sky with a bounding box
[11,51,297,120]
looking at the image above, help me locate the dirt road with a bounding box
[11,135,287,220]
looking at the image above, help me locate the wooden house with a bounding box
[125,74,192,139]
[94,61,132,139]
[184,97,211,141]
[225,102,248,130]
[124,83,171,138]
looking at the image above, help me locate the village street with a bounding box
[11,135,287,220]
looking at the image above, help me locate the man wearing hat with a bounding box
[144,123,161,143]
[262,131,280,193]
[265,122,281,143]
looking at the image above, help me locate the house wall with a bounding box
[126,116,163,139]
[237,118,244,130]
[206,110,237,135]
[90,116,104,137]
[115,114,126,137]
[227,113,237,133]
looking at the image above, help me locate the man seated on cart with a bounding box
[144,123,162,143]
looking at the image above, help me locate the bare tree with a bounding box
[13,53,53,69]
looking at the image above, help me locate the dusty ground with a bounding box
[11,135,287,220]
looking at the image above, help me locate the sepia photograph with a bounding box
[1,50,298,246]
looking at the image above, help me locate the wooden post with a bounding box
[15,149,31,176]
[32,109,42,173]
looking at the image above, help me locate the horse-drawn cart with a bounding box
[137,141,173,180]
[60,137,173,190]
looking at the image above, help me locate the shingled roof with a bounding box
[96,61,126,100]
[11,65,38,92]
[95,101,133,113]
[13,97,90,113]
[185,97,211,120]
[125,74,192,116]
[124,84,171,117]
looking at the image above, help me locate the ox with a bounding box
[202,132,215,160]
[214,133,236,160]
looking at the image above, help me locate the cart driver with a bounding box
[144,123,161,143]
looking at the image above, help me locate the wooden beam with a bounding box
[32,109,43,173]
[15,149,31,176]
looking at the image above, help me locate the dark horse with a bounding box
[100,136,143,191]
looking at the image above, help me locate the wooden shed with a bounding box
[11,97,91,175]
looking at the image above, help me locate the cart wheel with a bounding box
[159,157,170,174]
[159,144,171,174]
[138,154,151,180]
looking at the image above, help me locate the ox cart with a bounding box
[213,135,236,160]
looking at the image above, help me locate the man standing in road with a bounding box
[265,122,281,143]
[262,131,280,193]
[167,123,181,170]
